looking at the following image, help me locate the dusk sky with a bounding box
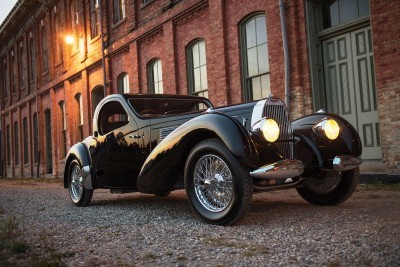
[0,0,18,25]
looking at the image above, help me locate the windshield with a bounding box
[128,97,211,118]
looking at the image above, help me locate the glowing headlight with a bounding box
[261,119,280,142]
[323,119,340,140]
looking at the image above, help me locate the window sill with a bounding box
[42,70,49,76]
[90,35,101,44]
[54,61,63,68]
[112,17,127,29]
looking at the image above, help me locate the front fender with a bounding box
[137,112,256,194]
[292,113,362,169]
[64,143,93,189]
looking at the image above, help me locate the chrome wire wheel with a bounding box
[70,164,84,203]
[193,154,233,212]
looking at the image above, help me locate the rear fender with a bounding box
[64,143,93,189]
[137,112,256,194]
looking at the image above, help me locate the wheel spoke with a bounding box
[193,154,233,212]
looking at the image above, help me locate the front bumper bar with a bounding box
[250,159,304,179]
[333,155,362,172]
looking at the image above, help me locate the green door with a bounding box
[322,26,382,159]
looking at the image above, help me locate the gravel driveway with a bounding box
[0,179,399,266]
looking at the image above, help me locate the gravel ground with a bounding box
[0,179,399,267]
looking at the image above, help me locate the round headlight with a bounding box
[323,119,340,140]
[261,119,280,142]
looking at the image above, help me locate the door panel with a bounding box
[322,26,382,159]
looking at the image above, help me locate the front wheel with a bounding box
[68,159,93,207]
[296,167,359,205]
[185,139,253,225]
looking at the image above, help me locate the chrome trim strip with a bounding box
[250,159,304,179]
[333,156,362,172]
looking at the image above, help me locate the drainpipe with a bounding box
[99,0,107,96]
[279,0,290,108]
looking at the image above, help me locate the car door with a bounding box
[95,99,149,189]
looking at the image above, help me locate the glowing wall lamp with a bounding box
[65,35,75,45]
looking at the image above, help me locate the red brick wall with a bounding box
[371,0,400,175]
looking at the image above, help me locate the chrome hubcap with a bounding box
[70,164,83,203]
[193,154,233,212]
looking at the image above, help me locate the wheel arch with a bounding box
[64,143,92,189]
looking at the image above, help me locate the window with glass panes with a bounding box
[118,73,129,94]
[19,44,25,88]
[90,0,100,38]
[59,101,67,158]
[188,40,208,98]
[92,86,105,114]
[33,113,39,163]
[113,0,126,24]
[241,14,270,101]
[23,118,29,164]
[14,122,19,165]
[41,25,48,72]
[148,59,163,94]
[75,93,84,141]
[3,60,8,97]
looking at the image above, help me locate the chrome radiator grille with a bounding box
[263,98,294,159]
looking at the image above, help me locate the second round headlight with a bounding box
[323,119,340,140]
[261,119,280,142]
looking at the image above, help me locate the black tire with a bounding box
[68,159,93,207]
[184,139,253,225]
[296,167,359,206]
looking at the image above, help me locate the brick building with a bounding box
[0,0,399,179]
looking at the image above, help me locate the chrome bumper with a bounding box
[333,156,362,172]
[82,165,93,189]
[250,159,304,179]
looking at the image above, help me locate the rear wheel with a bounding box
[68,159,93,207]
[296,167,359,205]
[185,139,253,225]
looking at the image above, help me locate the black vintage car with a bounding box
[64,94,362,225]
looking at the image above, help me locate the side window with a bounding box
[98,101,129,135]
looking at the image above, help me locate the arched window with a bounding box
[32,113,39,163]
[187,40,208,98]
[92,86,105,114]
[148,59,163,94]
[113,0,126,24]
[70,0,79,50]
[11,53,16,94]
[59,101,67,158]
[23,117,29,164]
[75,93,84,140]
[41,25,48,72]
[240,14,270,101]
[90,0,100,38]
[117,73,129,94]
[19,44,25,89]
[54,13,63,62]
[6,125,10,166]
[3,60,8,98]
[29,34,36,82]
[14,121,19,166]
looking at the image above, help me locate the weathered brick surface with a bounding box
[0,0,398,177]
[370,0,400,175]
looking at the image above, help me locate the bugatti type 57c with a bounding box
[64,94,362,225]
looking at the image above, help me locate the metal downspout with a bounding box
[279,0,290,108]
